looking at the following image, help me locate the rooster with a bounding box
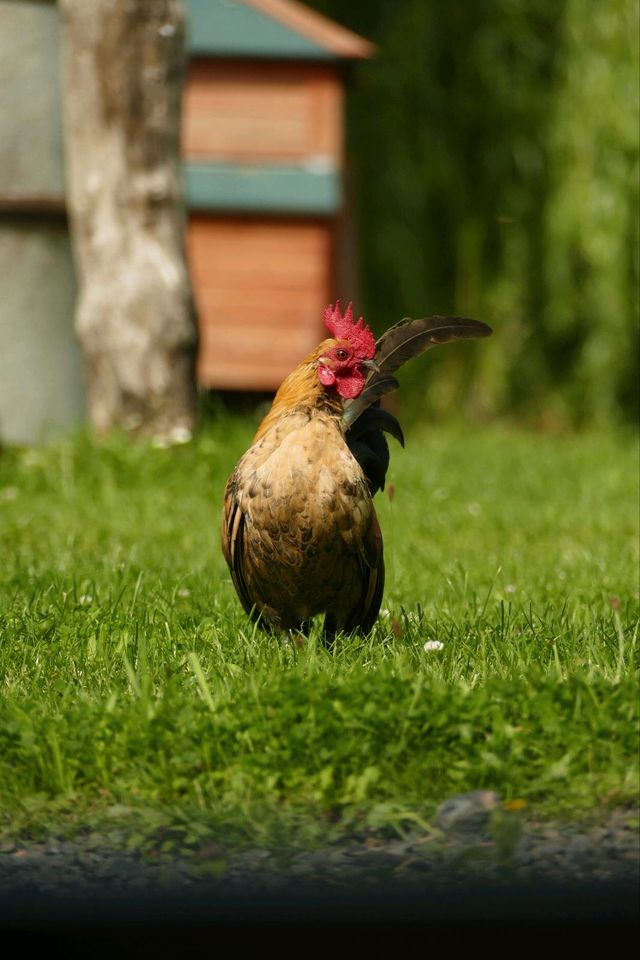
[222,303,491,641]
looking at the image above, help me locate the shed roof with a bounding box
[186,0,375,60]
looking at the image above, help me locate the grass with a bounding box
[0,415,638,855]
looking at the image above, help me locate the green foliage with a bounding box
[0,421,637,849]
[308,0,639,425]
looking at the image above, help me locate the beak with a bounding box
[360,358,380,374]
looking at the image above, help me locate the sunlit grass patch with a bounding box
[0,419,637,850]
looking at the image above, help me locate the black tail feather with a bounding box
[346,405,404,495]
[343,315,492,430]
[343,315,492,494]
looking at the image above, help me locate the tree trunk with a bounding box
[59,0,197,440]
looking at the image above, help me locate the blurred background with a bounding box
[307,0,639,428]
[0,0,637,443]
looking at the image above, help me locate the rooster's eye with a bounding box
[336,348,349,361]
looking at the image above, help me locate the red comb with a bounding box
[323,302,375,359]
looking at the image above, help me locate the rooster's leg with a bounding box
[322,614,339,650]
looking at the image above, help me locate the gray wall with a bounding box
[0,218,83,444]
[0,0,85,444]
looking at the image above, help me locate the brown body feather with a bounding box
[222,316,492,639]
[222,343,383,637]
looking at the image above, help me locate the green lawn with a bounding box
[0,418,637,852]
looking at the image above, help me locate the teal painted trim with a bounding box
[185,162,341,214]
[185,0,334,59]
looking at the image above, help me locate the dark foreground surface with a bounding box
[2,798,638,952]
[3,878,638,954]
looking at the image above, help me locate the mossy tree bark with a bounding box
[59,0,197,439]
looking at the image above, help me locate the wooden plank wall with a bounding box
[188,215,331,389]
[183,60,343,391]
[182,61,342,168]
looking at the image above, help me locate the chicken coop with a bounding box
[0,0,373,442]
[183,0,373,391]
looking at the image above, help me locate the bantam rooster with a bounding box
[222,303,492,641]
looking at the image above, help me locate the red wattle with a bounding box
[335,370,365,399]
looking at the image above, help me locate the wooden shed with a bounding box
[0,0,372,443]
[182,0,374,391]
